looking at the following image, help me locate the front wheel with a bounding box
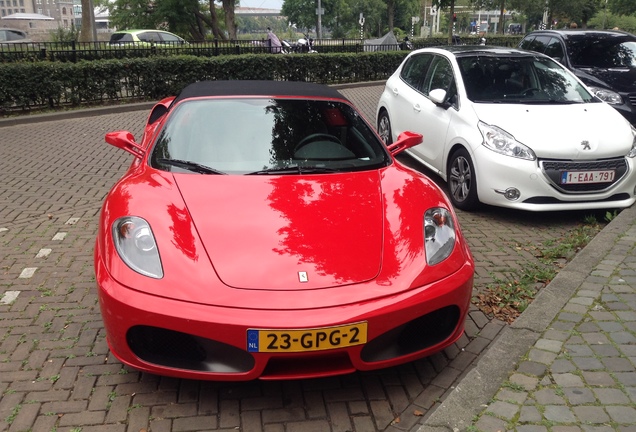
[448,148,480,211]
[377,111,393,145]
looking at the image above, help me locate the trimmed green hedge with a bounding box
[0,52,407,113]
[0,36,523,114]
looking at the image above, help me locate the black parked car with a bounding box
[519,29,636,125]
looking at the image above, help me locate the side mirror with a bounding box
[386,131,423,155]
[105,131,146,159]
[429,88,447,105]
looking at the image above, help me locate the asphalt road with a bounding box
[0,83,608,432]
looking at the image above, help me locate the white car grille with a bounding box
[540,158,628,193]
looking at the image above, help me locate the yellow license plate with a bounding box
[247,322,368,353]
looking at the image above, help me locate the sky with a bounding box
[239,0,283,9]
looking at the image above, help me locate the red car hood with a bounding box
[174,173,384,290]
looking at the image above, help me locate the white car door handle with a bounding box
[392,87,399,96]
[413,104,422,112]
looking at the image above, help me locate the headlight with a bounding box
[478,122,536,160]
[112,216,163,278]
[588,86,623,105]
[424,208,456,265]
[629,125,636,158]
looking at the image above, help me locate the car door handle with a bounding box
[392,87,399,96]
[413,104,421,112]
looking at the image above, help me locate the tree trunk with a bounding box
[222,0,237,40]
[79,0,95,42]
[204,1,226,40]
[387,0,395,31]
[499,0,505,34]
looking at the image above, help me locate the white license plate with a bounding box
[561,170,615,184]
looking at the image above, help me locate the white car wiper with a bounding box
[157,158,227,175]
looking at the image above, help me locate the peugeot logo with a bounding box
[298,271,308,283]
[581,140,591,150]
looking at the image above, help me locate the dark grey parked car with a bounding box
[0,28,32,44]
[519,29,636,126]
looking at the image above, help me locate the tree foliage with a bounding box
[432,0,457,42]
[282,0,420,39]
[108,0,230,41]
[548,0,601,28]
[608,0,636,16]
[281,0,319,32]
[335,0,386,38]
[109,0,161,31]
[103,0,634,45]
[468,0,608,30]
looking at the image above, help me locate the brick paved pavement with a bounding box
[421,202,636,432]
[0,83,615,432]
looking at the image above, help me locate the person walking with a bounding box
[266,27,282,54]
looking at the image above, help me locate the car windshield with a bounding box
[567,37,636,68]
[150,98,391,175]
[458,55,595,104]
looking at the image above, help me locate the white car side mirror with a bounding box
[429,89,447,104]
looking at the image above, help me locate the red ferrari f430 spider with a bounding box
[95,80,474,381]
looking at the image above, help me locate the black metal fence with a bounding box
[0,38,411,63]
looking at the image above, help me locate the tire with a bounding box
[447,148,480,211]
[377,111,393,145]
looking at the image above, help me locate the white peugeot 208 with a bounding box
[377,46,636,212]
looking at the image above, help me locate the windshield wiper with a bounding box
[157,158,226,175]
[246,166,340,175]
[521,99,582,105]
[485,98,582,105]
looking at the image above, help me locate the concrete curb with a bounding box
[419,203,636,431]
[0,102,156,128]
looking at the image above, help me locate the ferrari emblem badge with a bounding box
[581,140,591,150]
[298,271,308,283]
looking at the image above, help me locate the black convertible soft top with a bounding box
[172,80,348,106]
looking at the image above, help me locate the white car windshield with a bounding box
[150,98,391,175]
[458,55,596,104]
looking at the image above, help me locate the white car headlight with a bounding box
[588,86,623,105]
[478,121,536,160]
[629,125,636,158]
[424,208,456,265]
[112,216,163,278]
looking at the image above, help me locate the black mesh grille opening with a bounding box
[360,306,461,363]
[127,326,255,373]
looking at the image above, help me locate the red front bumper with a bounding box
[95,251,474,381]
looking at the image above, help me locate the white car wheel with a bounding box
[448,148,479,211]
[377,111,392,145]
